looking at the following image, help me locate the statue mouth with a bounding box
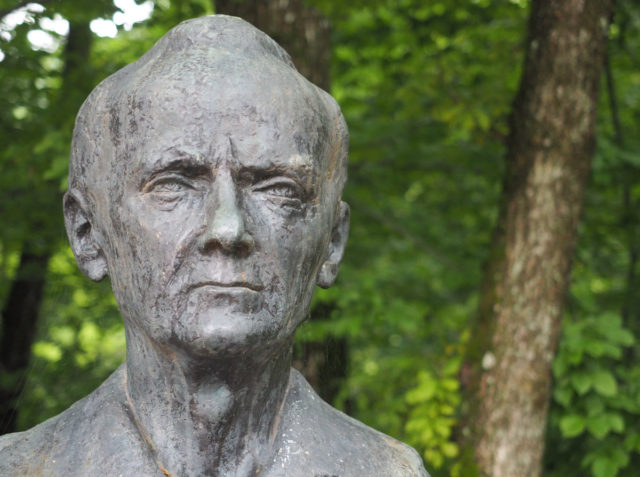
[189,281,264,292]
[185,281,265,312]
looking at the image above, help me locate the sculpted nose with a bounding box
[199,171,255,255]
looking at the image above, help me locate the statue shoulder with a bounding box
[275,369,429,476]
[0,403,64,476]
[0,365,149,477]
[318,401,429,476]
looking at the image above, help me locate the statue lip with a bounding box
[189,281,264,292]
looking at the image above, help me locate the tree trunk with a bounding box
[212,0,346,403]
[0,250,49,434]
[214,0,331,90]
[0,21,92,435]
[463,1,613,476]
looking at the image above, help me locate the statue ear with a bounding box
[317,201,350,289]
[63,191,108,282]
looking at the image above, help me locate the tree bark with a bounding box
[212,0,346,403]
[0,21,92,435]
[0,250,49,434]
[463,1,613,476]
[214,0,331,90]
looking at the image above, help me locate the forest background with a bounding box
[1,1,639,476]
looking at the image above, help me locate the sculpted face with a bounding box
[44,20,426,477]
[67,59,349,358]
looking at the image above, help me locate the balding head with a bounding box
[69,15,348,217]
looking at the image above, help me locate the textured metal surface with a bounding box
[0,16,427,476]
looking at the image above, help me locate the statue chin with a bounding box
[167,310,292,359]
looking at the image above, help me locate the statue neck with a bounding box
[124,327,292,476]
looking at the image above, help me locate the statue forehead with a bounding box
[138,62,322,121]
[107,53,330,148]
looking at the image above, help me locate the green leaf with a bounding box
[405,372,437,404]
[571,372,592,395]
[552,355,568,377]
[611,447,630,468]
[585,395,605,416]
[32,341,62,363]
[553,386,573,407]
[605,327,635,347]
[441,442,458,458]
[592,456,618,477]
[560,414,586,437]
[441,378,459,392]
[592,371,618,397]
[608,413,625,433]
[587,414,612,439]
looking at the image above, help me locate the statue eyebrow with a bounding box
[239,154,314,182]
[138,152,212,188]
[137,150,316,189]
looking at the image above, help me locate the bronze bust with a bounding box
[0,16,427,477]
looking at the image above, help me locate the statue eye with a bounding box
[144,176,194,205]
[252,178,304,210]
[254,179,302,197]
[264,184,299,198]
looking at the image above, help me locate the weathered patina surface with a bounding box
[0,16,427,476]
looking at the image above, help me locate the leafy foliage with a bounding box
[547,312,640,477]
[1,1,640,476]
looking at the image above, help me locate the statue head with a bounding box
[63,15,349,358]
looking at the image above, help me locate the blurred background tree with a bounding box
[463,2,613,476]
[1,1,639,477]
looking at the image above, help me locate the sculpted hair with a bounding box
[68,15,348,215]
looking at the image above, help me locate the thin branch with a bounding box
[605,35,639,327]
[604,53,623,146]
